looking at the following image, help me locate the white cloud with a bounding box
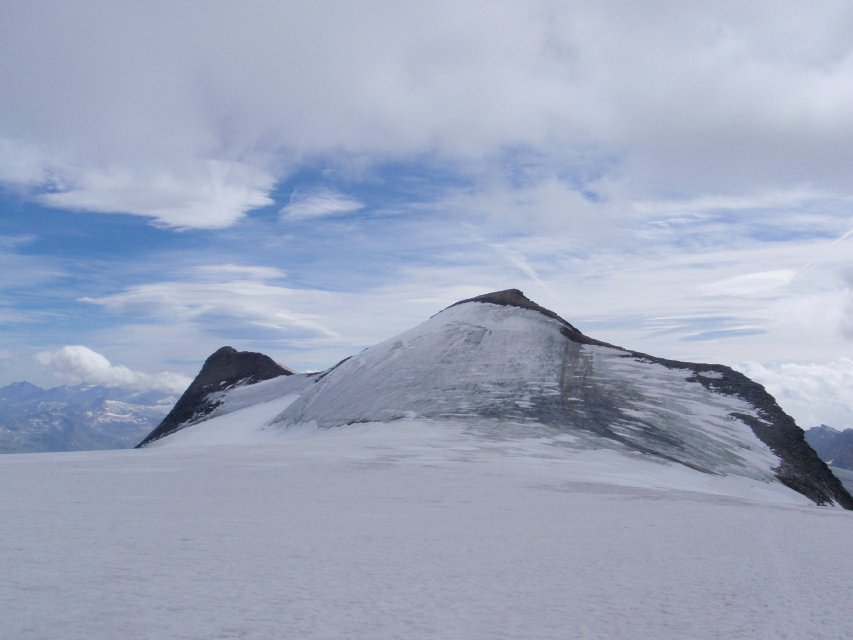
[633,188,831,216]
[3,2,853,225]
[281,189,364,220]
[701,270,796,297]
[80,267,341,339]
[736,359,853,428]
[0,139,52,185]
[37,160,275,229]
[3,0,853,423]
[193,264,287,280]
[436,176,622,243]
[35,345,190,393]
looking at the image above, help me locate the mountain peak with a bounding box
[135,296,852,509]
[136,346,292,447]
[449,288,576,327]
[0,380,46,403]
[454,288,532,306]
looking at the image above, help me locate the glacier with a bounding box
[2,425,852,640]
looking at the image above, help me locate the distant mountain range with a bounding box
[805,425,853,470]
[804,425,853,494]
[0,381,175,453]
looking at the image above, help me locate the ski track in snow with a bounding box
[2,420,851,640]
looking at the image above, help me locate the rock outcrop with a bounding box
[136,347,291,447]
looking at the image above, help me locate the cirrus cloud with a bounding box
[281,188,364,220]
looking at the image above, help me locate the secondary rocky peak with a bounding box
[192,346,292,389]
[136,346,292,447]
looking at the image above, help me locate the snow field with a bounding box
[272,303,567,428]
[2,420,850,640]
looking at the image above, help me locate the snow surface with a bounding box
[149,373,315,447]
[263,302,783,483]
[2,421,851,640]
[273,303,567,428]
[577,346,780,479]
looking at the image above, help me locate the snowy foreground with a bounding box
[3,421,852,640]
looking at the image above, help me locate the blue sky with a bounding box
[2,1,853,427]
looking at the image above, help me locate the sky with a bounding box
[1,1,853,427]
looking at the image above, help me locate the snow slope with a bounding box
[2,425,851,640]
[149,373,312,447]
[258,300,809,493]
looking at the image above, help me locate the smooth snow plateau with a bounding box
[2,424,851,640]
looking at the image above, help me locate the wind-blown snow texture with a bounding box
[2,426,852,640]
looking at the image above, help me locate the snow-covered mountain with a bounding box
[0,381,176,453]
[805,425,853,493]
[139,289,852,509]
[805,425,853,470]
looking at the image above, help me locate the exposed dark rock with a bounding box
[449,289,622,347]
[136,347,292,447]
[449,289,581,331]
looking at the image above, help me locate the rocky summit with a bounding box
[136,346,292,447]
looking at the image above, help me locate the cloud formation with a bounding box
[37,161,275,230]
[281,189,364,220]
[36,345,190,392]
[80,267,341,339]
[3,2,853,226]
[737,359,853,428]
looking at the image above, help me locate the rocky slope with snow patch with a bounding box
[136,346,293,447]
